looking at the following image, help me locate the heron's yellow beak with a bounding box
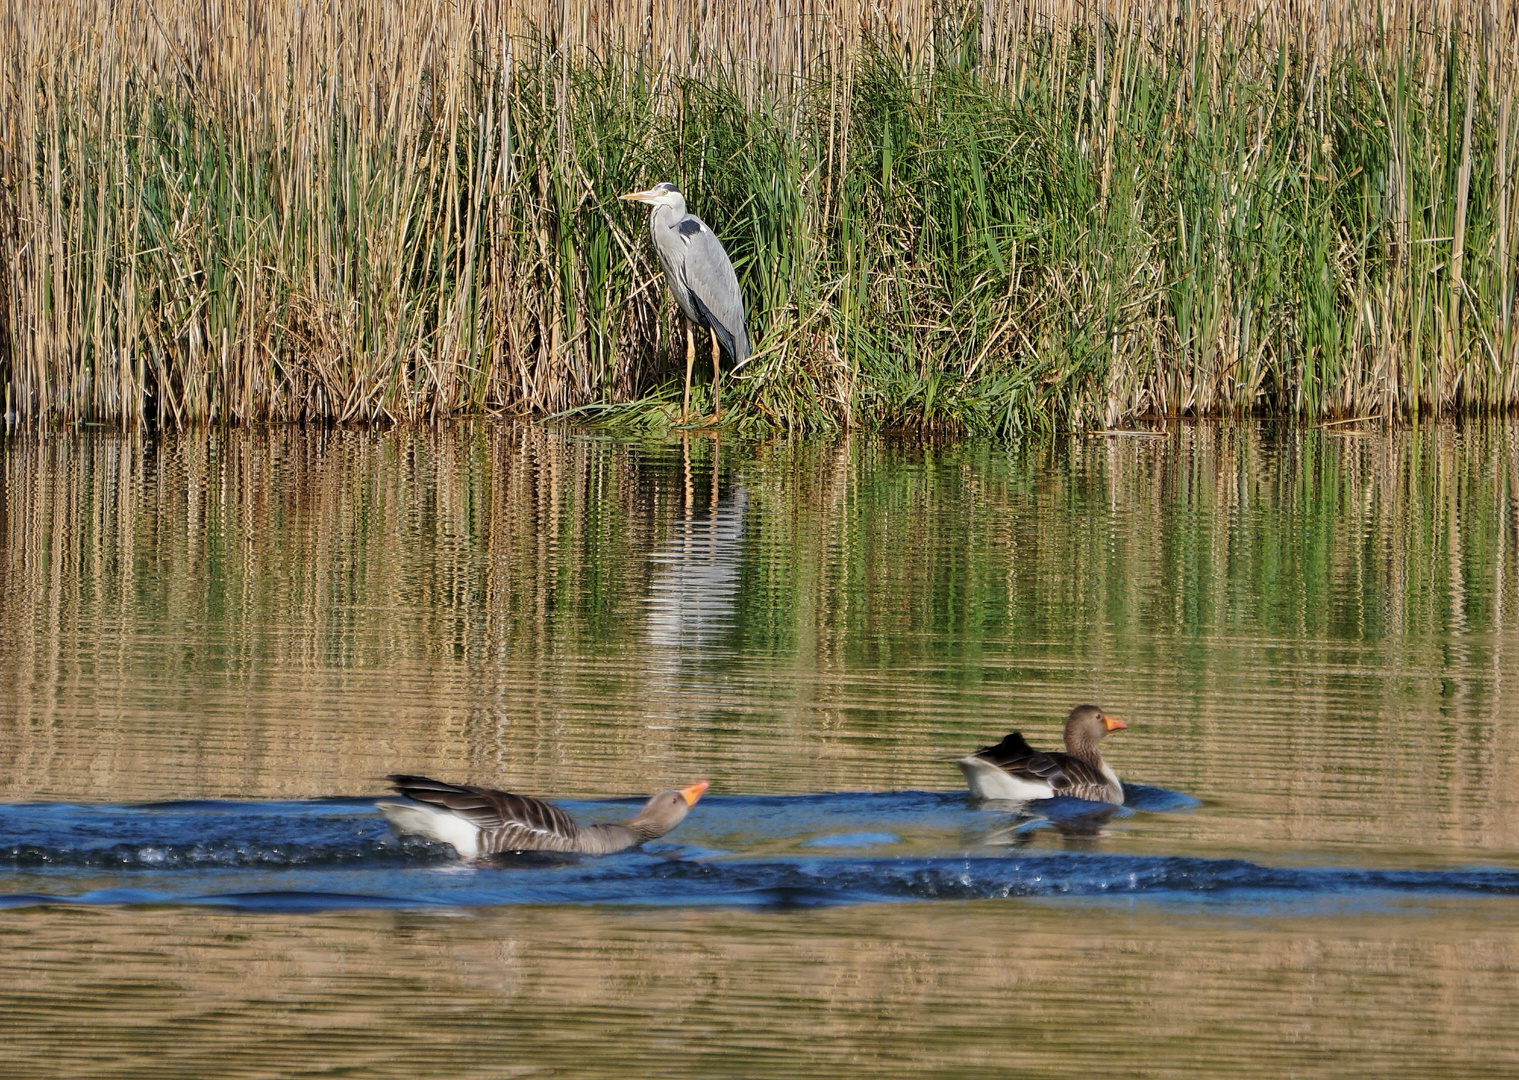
[619,188,657,203]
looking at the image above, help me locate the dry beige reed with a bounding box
[1,1,1516,431]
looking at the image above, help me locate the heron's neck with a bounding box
[650,204,682,233]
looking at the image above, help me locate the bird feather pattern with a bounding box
[385,774,584,850]
[969,733,1115,801]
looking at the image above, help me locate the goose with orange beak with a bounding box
[957,705,1128,804]
[379,775,710,858]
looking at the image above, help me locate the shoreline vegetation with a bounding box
[2,1,1516,435]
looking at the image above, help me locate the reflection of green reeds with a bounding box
[2,421,1516,808]
[2,2,1516,432]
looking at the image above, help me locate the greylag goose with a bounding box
[378,774,709,858]
[957,704,1128,804]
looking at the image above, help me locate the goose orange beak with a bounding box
[679,780,710,807]
[1104,714,1128,732]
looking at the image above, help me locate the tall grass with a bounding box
[2,1,1517,432]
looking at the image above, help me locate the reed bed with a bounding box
[1,1,1517,432]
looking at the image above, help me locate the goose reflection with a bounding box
[979,801,1122,848]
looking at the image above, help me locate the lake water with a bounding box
[2,421,1518,1076]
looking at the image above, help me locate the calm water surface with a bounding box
[2,421,1518,1076]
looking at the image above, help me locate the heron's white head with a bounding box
[619,182,686,211]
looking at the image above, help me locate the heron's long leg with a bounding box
[710,328,722,421]
[683,323,695,422]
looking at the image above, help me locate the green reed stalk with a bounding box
[1,2,1516,434]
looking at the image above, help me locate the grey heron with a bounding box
[620,182,749,421]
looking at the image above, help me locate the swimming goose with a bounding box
[956,704,1128,804]
[378,774,709,858]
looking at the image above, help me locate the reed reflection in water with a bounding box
[2,422,1516,861]
[3,420,1519,1076]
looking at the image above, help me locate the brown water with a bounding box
[2,421,1519,1076]
[8,900,1519,1080]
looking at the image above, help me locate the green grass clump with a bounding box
[2,2,1516,434]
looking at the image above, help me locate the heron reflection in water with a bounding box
[620,182,750,422]
[645,438,748,658]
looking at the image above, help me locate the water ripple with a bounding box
[1,793,1514,912]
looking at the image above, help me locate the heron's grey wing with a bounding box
[653,222,700,326]
[386,774,583,851]
[678,219,750,366]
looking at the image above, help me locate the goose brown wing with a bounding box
[1040,756,1115,801]
[386,774,584,851]
[972,732,1069,787]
